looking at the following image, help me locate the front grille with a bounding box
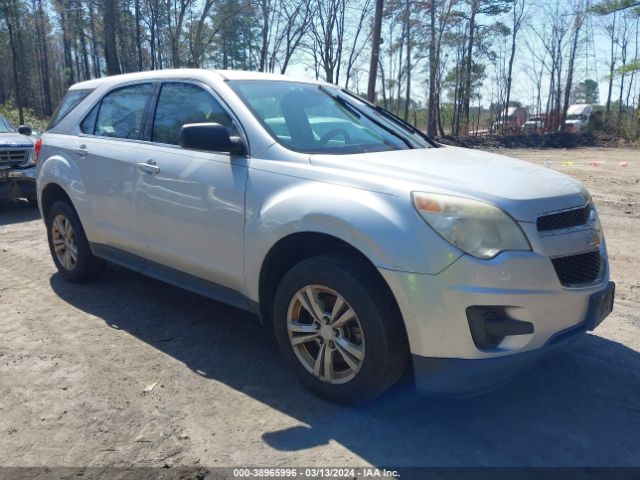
[552,250,601,286]
[537,204,591,232]
[0,149,29,166]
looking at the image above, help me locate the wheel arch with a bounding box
[257,232,405,336]
[40,182,75,220]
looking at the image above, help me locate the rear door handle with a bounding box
[137,160,160,174]
[74,145,88,157]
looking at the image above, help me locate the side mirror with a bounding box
[179,123,245,155]
[18,125,32,136]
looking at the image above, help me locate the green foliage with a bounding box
[0,101,49,131]
[572,79,599,104]
[443,62,487,102]
[591,0,640,15]
[207,0,259,70]
[615,58,640,75]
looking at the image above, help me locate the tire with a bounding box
[46,200,105,282]
[273,253,409,404]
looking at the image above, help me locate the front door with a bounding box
[134,82,248,295]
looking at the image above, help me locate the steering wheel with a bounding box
[319,128,351,146]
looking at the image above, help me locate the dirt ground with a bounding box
[0,147,639,470]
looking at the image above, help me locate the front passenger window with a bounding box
[152,83,234,146]
[94,83,153,140]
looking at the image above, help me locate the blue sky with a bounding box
[284,1,638,109]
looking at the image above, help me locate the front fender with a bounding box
[243,173,462,301]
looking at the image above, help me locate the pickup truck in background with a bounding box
[0,113,38,206]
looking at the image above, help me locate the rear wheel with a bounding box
[46,200,104,282]
[273,254,409,404]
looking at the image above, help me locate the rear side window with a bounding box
[47,89,93,130]
[152,82,233,145]
[94,83,154,140]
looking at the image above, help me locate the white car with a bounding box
[36,70,614,403]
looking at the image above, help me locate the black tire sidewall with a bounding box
[46,200,100,282]
[273,254,406,403]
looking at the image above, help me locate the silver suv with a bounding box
[36,70,614,403]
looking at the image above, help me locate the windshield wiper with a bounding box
[341,90,437,147]
[319,86,413,149]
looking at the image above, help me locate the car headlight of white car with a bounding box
[412,192,531,259]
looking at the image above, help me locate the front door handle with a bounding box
[137,160,160,174]
[74,145,88,157]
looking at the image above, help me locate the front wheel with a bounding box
[273,254,409,404]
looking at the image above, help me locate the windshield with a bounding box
[0,115,15,133]
[566,114,582,120]
[227,80,434,154]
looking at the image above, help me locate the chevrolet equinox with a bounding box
[36,70,614,403]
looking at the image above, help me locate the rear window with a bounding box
[47,89,94,130]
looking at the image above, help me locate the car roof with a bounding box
[69,69,323,91]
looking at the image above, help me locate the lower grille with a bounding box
[537,204,591,232]
[552,250,602,286]
[0,149,30,166]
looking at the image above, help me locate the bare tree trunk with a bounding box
[379,57,387,108]
[367,0,383,102]
[88,0,100,77]
[259,0,270,71]
[427,1,437,136]
[103,0,121,75]
[504,0,524,134]
[2,1,25,123]
[59,4,75,85]
[403,0,411,121]
[77,1,91,80]
[606,12,616,115]
[561,9,584,130]
[134,0,143,70]
[35,0,52,114]
[461,0,479,135]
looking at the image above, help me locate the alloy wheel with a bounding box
[51,214,78,271]
[287,285,365,384]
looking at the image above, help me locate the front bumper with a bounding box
[380,248,613,395]
[0,165,36,200]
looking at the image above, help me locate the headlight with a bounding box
[412,192,531,259]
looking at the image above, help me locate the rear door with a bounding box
[73,82,155,253]
[134,81,248,295]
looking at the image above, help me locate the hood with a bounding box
[0,132,34,148]
[310,146,588,223]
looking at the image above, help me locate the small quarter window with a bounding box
[94,83,154,140]
[80,104,99,134]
